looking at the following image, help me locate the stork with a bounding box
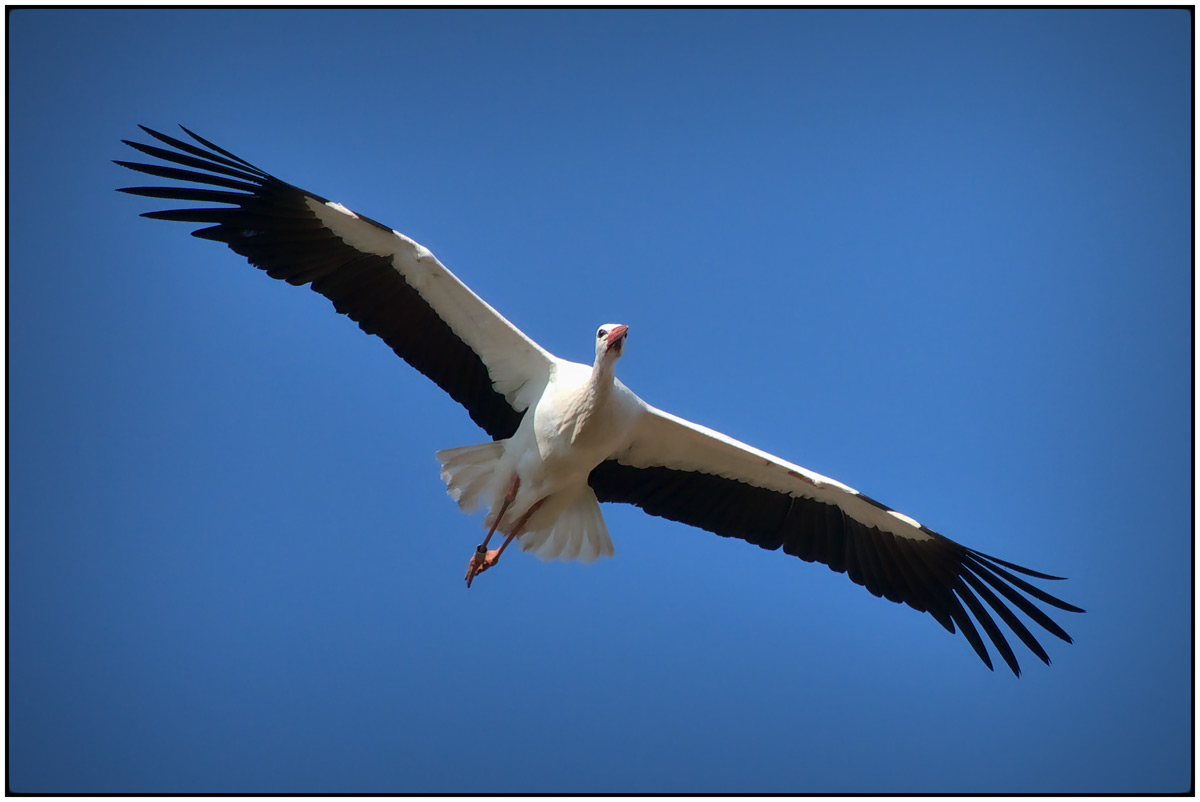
[116,125,1083,676]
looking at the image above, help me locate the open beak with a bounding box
[606,324,629,351]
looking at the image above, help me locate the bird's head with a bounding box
[595,323,629,365]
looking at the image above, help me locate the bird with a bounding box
[116,125,1083,676]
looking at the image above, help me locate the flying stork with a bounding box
[116,125,1083,676]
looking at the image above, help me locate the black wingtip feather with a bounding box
[967,547,1070,581]
[957,582,1021,676]
[963,555,1077,644]
[137,124,271,179]
[947,594,994,672]
[178,124,261,170]
[972,554,1085,614]
[962,570,1050,667]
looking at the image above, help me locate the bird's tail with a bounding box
[518,486,615,564]
[435,442,505,514]
[436,443,614,564]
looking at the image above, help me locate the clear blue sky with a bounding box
[8,8,1191,794]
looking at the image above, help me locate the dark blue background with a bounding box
[8,8,1191,793]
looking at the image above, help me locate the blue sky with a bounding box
[8,8,1191,794]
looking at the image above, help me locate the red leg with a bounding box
[481,474,520,549]
[466,475,520,587]
[465,497,546,588]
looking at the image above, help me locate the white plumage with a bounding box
[437,325,636,565]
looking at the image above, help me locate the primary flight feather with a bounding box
[117,125,1083,676]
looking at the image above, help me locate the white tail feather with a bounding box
[520,486,614,564]
[436,443,504,513]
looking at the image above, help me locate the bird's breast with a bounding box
[529,371,638,481]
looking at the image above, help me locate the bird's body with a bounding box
[527,346,638,509]
[444,326,641,564]
[117,125,1083,675]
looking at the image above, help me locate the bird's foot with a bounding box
[465,545,502,588]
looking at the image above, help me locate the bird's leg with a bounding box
[481,474,520,550]
[466,474,520,587]
[465,497,546,588]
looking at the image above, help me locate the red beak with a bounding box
[607,324,629,348]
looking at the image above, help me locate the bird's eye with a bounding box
[598,328,606,339]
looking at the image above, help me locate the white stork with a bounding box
[117,125,1083,676]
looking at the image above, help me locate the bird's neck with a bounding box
[590,356,617,394]
[562,358,618,446]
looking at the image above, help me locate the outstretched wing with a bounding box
[590,403,1083,676]
[117,125,554,440]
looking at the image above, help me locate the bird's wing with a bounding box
[116,125,555,440]
[589,402,1083,676]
